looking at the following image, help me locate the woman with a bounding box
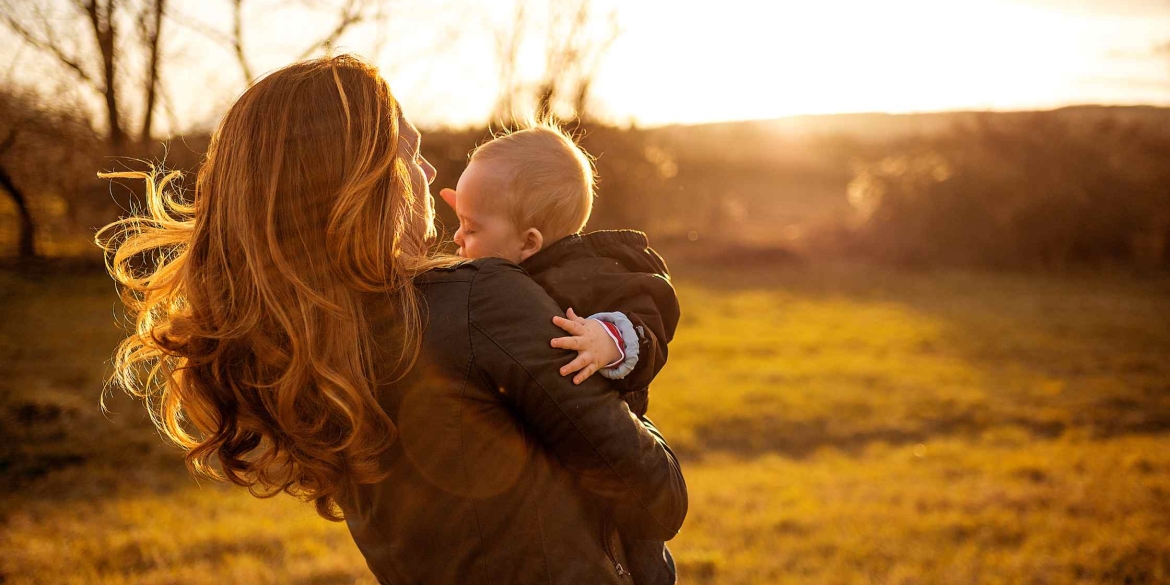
[97,55,686,584]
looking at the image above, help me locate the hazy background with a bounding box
[2,1,1169,584]
[6,0,1170,129]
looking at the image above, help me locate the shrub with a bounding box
[844,112,1170,269]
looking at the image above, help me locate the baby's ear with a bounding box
[439,187,457,209]
[517,228,544,262]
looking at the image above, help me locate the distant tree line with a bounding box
[839,112,1170,269]
[6,100,1170,273]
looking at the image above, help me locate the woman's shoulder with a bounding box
[413,257,519,285]
[410,256,559,350]
[414,257,549,311]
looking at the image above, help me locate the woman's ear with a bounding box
[516,228,544,262]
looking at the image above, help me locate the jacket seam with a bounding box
[461,277,493,585]
[349,499,405,584]
[456,351,488,584]
[530,470,553,584]
[467,314,675,537]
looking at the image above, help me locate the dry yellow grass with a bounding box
[1,262,1168,584]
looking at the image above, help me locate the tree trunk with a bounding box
[535,83,555,121]
[86,0,124,147]
[0,162,36,258]
[140,0,166,143]
[231,0,255,84]
[573,79,591,122]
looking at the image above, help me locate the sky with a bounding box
[593,0,1170,125]
[3,0,1170,131]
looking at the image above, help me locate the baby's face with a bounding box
[442,160,529,263]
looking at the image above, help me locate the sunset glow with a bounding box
[2,0,1167,129]
[549,0,1170,125]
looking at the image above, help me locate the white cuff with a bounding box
[588,312,640,380]
[591,318,626,368]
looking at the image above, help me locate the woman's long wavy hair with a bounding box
[95,55,453,520]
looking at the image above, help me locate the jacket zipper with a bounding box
[601,508,629,578]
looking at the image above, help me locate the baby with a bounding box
[439,122,680,585]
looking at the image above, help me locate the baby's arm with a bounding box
[551,272,679,388]
[550,308,626,385]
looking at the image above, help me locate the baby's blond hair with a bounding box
[469,121,595,243]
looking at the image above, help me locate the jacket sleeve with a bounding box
[467,258,687,541]
[597,272,680,394]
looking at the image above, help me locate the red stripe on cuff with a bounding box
[599,320,625,368]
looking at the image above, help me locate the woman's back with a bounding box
[347,258,687,585]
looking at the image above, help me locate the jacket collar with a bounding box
[520,230,650,276]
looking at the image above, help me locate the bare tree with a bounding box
[0,0,170,147]
[561,5,619,120]
[0,0,408,257]
[492,0,621,123]
[220,0,383,86]
[229,0,255,83]
[83,0,124,145]
[139,0,167,142]
[0,126,35,258]
[0,87,102,259]
[492,1,528,122]
[0,0,170,257]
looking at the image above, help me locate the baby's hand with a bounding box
[550,308,622,385]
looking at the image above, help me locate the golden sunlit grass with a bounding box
[1,263,1168,584]
[673,436,1169,585]
[2,473,374,585]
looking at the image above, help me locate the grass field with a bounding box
[1,262,1168,584]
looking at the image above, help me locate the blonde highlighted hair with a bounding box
[470,120,595,243]
[95,55,453,520]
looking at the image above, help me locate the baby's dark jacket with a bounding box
[519,229,679,417]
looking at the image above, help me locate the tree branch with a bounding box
[140,0,166,142]
[0,126,21,156]
[0,124,36,257]
[231,0,254,84]
[294,0,367,60]
[83,0,126,146]
[0,1,100,91]
[0,159,37,258]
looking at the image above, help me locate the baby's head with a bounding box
[440,122,594,263]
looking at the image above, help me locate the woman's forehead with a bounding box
[397,113,420,144]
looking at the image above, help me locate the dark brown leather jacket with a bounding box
[343,258,688,585]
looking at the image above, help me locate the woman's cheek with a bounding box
[421,193,437,241]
